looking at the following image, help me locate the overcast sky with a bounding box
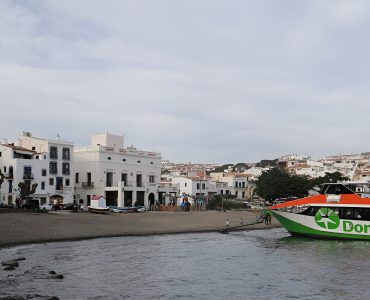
[1,1,370,163]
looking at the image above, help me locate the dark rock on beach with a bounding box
[14,258,26,262]
[1,260,19,268]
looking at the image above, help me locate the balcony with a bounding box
[82,182,94,188]
[23,173,34,180]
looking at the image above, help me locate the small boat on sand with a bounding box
[108,206,146,213]
[88,195,109,214]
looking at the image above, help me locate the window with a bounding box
[41,182,45,190]
[136,174,142,187]
[121,173,127,185]
[3,166,6,172]
[137,160,141,163]
[122,158,126,162]
[56,177,63,190]
[150,162,153,164]
[106,172,113,187]
[185,183,187,187]
[62,162,70,175]
[149,175,155,183]
[197,183,200,189]
[42,169,47,176]
[49,162,58,174]
[49,178,54,186]
[23,166,32,178]
[62,147,70,160]
[65,179,70,186]
[32,146,36,151]
[75,173,79,184]
[8,180,13,193]
[87,172,91,184]
[235,182,238,188]
[50,146,58,159]
[242,182,245,188]
[108,157,111,160]
[0,152,2,157]
[202,183,205,189]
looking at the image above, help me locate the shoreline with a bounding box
[0,210,281,248]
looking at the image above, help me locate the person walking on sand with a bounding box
[267,212,272,225]
[226,218,230,228]
[240,217,244,226]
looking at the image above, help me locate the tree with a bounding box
[311,172,348,188]
[18,178,38,201]
[255,167,311,201]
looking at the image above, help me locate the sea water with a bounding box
[0,228,369,299]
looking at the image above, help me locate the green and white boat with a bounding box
[269,183,370,240]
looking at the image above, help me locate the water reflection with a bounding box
[0,229,369,299]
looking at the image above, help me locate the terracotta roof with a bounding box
[91,195,104,200]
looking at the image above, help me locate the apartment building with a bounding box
[0,131,74,205]
[74,133,175,208]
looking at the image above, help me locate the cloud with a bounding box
[1,0,370,163]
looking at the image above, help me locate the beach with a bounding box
[0,210,280,247]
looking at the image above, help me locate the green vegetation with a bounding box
[255,168,348,201]
[18,179,38,201]
[256,159,277,168]
[207,194,245,210]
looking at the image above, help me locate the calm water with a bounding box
[1,228,369,300]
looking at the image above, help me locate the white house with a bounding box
[0,131,74,205]
[171,176,214,204]
[74,132,175,208]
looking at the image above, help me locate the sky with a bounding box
[1,0,370,164]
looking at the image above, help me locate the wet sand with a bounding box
[0,210,280,247]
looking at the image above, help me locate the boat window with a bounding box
[320,184,355,195]
[339,208,353,219]
[299,206,318,216]
[331,207,340,216]
[303,206,370,221]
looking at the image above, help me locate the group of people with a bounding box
[226,211,272,228]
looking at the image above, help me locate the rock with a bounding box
[1,260,19,268]
[3,266,16,271]
[48,297,59,300]
[53,274,64,279]
[48,271,56,275]
[14,258,26,262]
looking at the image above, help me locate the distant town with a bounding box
[0,131,369,208]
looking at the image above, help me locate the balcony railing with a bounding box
[23,173,34,180]
[82,182,94,188]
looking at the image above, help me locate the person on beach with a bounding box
[240,217,244,226]
[267,213,272,225]
[226,218,229,228]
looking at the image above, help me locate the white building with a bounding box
[74,133,175,208]
[171,175,215,205]
[0,131,74,205]
[210,172,250,199]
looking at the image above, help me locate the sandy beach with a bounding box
[0,210,280,247]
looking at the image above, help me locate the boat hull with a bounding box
[88,207,109,214]
[270,210,370,240]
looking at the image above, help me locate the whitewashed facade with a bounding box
[74,133,176,208]
[0,132,74,205]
